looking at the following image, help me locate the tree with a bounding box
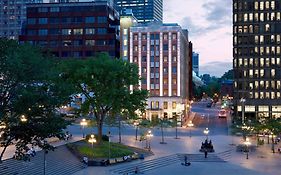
[0,39,71,162]
[221,69,233,80]
[60,53,148,143]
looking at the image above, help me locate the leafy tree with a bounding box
[60,53,148,143]
[0,39,72,162]
[221,69,233,80]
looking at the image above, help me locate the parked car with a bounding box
[218,109,227,118]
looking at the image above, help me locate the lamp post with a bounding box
[88,134,96,149]
[20,115,27,122]
[146,130,153,151]
[108,131,111,161]
[203,128,209,140]
[240,98,246,124]
[133,121,139,141]
[187,121,194,138]
[80,118,88,138]
[243,138,251,159]
[175,103,184,139]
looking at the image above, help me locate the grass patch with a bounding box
[68,141,134,159]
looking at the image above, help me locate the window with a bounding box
[142,34,146,40]
[49,29,60,35]
[27,18,36,24]
[163,56,168,62]
[38,7,48,13]
[172,45,177,51]
[97,28,107,34]
[38,29,47,35]
[85,40,95,46]
[163,34,168,40]
[50,7,59,12]
[27,30,36,35]
[172,33,177,40]
[49,18,59,24]
[73,29,83,35]
[85,28,95,35]
[142,57,146,62]
[172,102,177,109]
[85,17,95,23]
[62,29,71,35]
[173,56,177,62]
[172,67,177,74]
[73,40,83,46]
[163,44,168,51]
[62,40,71,47]
[163,102,168,109]
[38,18,47,24]
[97,17,107,23]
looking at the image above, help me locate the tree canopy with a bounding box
[0,39,72,162]
[60,53,148,143]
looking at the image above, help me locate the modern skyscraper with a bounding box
[115,0,163,23]
[0,0,43,40]
[19,1,120,58]
[192,52,199,76]
[127,22,192,123]
[233,0,281,122]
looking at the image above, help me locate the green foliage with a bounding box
[60,53,148,143]
[221,69,233,80]
[72,141,133,159]
[0,39,72,161]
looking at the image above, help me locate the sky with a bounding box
[163,0,233,77]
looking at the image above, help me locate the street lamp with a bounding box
[133,121,139,141]
[80,118,88,138]
[175,103,184,139]
[203,128,209,140]
[187,121,194,137]
[20,115,27,122]
[243,138,251,159]
[146,130,153,151]
[240,98,246,124]
[88,134,96,149]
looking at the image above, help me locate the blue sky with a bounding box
[164,0,233,77]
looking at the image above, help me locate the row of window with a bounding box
[29,6,108,13]
[233,24,281,35]
[150,101,178,110]
[235,69,277,78]
[234,46,281,56]
[27,39,115,47]
[133,44,177,52]
[248,91,280,99]
[234,34,281,45]
[141,66,177,74]
[235,80,281,90]
[234,57,281,67]
[139,56,178,63]
[28,16,106,25]
[234,12,281,23]
[26,28,107,36]
[133,33,178,41]
[234,1,277,11]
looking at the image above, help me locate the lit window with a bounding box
[260,58,264,66]
[124,39,127,46]
[265,24,270,32]
[249,13,253,21]
[255,92,259,99]
[73,29,83,35]
[277,12,281,20]
[271,81,275,89]
[260,35,264,43]
[244,59,248,66]
[260,69,264,77]
[271,1,275,10]
[266,81,269,89]
[265,1,270,9]
[255,2,259,10]
[255,81,259,89]
[266,58,270,66]
[260,92,264,99]
[266,92,270,99]
[277,81,281,89]
[234,14,237,22]
[249,83,253,89]
[260,1,264,10]
[123,29,128,35]
[244,13,248,21]
[277,46,280,54]
[271,12,275,20]
[123,50,127,57]
[271,69,276,77]
[271,47,275,54]
[277,58,280,65]
[163,102,168,109]
[260,81,264,88]
[172,102,177,109]
[260,13,264,21]
[249,69,253,77]
[277,92,280,98]
[249,58,253,65]
[271,92,275,99]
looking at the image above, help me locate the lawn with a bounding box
[68,141,134,159]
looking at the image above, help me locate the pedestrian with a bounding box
[134,166,139,174]
[204,150,208,158]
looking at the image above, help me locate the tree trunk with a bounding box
[0,141,11,163]
[97,119,103,144]
[118,115,121,143]
[272,135,275,153]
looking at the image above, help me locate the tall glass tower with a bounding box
[115,0,163,23]
[233,0,281,122]
[0,0,43,40]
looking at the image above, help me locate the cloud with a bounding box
[200,61,232,77]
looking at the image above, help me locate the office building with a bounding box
[0,0,43,40]
[127,22,192,123]
[233,0,281,121]
[115,0,163,23]
[19,1,120,58]
[192,52,199,76]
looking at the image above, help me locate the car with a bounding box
[206,102,212,108]
[218,109,227,118]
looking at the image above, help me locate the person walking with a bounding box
[204,149,208,158]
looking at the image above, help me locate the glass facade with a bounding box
[233,0,281,119]
[115,0,163,23]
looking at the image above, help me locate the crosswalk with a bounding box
[110,150,232,175]
[0,146,86,175]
